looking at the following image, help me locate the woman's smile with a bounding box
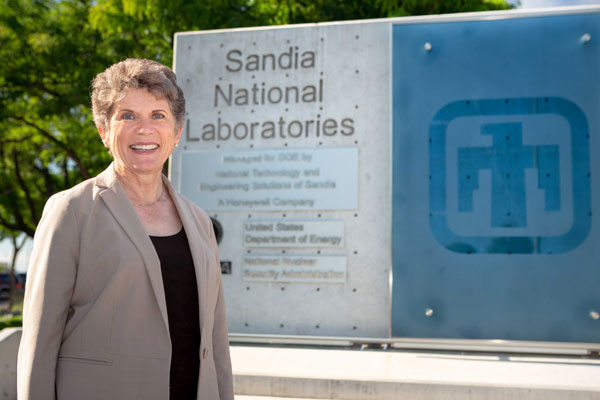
[130,143,160,152]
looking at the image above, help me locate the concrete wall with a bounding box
[0,328,20,400]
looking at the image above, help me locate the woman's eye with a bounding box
[122,113,134,120]
[153,113,165,119]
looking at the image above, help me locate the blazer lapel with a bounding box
[95,165,170,331]
[165,177,209,332]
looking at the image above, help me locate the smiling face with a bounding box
[99,88,183,178]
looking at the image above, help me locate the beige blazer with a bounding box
[17,165,234,400]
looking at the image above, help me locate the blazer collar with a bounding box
[164,177,209,331]
[95,164,170,331]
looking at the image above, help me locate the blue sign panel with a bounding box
[392,12,600,342]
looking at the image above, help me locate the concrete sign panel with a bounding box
[173,20,391,338]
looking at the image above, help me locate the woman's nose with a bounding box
[138,117,155,134]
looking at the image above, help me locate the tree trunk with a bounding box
[7,234,26,313]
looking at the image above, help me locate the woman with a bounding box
[17,58,234,400]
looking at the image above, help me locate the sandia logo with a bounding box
[429,97,591,254]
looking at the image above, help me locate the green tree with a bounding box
[247,0,513,25]
[0,0,114,237]
[377,0,514,17]
[0,0,513,243]
[88,0,256,66]
[88,0,514,65]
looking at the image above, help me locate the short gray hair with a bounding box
[91,58,185,132]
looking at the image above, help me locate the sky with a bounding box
[0,238,31,273]
[1,0,599,273]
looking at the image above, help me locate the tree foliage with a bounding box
[246,0,514,26]
[0,0,114,236]
[0,0,513,239]
[377,0,514,17]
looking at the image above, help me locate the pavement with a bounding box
[237,397,334,400]
[1,326,599,399]
[230,344,600,399]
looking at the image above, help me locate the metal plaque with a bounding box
[243,255,347,283]
[244,219,344,248]
[178,148,358,211]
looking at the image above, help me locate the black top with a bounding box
[150,228,200,400]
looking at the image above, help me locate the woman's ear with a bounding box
[98,126,109,148]
[175,124,184,146]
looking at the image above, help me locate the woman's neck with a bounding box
[114,164,165,206]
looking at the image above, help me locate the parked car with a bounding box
[0,272,25,300]
[17,272,27,288]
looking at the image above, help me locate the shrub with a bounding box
[0,314,23,331]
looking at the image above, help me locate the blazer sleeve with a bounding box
[17,194,79,400]
[207,216,234,400]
